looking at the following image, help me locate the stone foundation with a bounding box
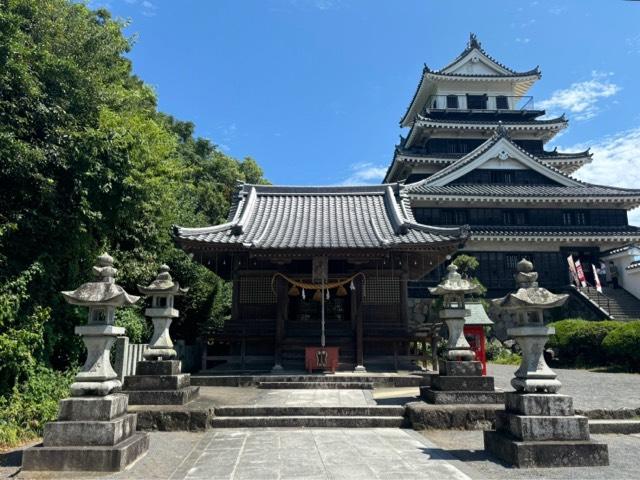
[421,360,503,404]
[484,392,608,468]
[22,394,149,472]
[123,360,200,405]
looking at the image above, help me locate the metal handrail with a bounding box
[578,285,612,316]
[425,94,535,111]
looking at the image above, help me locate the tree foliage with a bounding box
[0,0,268,400]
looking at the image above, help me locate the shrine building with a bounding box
[175,184,466,371]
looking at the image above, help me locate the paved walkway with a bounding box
[252,389,375,407]
[104,429,470,480]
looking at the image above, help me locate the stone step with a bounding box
[43,414,137,447]
[126,386,200,405]
[258,381,374,389]
[589,419,640,434]
[432,375,495,392]
[123,374,190,391]
[21,432,150,472]
[484,431,609,468]
[214,406,405,417]
[210,416,406,428]
[191,374,423,387]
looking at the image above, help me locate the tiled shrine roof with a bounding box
[174,184,467,251]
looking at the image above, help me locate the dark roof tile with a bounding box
[175,184,466,250]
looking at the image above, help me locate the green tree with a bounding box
[0,0,267,377]
[452,254,487,296]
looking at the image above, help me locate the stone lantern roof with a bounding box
[493,258,568,310]
[429,264,480,297]
[61,253,139,307]
[137,265,188,296]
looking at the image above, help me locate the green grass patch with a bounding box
[490,351,522,365]
[0,367,73,449]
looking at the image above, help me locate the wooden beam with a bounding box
[274,276,287,369]
[355,276,365,371]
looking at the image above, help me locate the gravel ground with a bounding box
[422,429,640,480]
[488,363,640,411]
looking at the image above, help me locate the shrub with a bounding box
[115,308,150,344]
[547,319,623,367]
[602,321,640,372]
[491,350,522,365]
[0,366,74,448]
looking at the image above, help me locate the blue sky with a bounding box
[92,0,640,195]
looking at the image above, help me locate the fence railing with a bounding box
[575,285,612,318]
[425,94,535,111]
[113,337,202,381]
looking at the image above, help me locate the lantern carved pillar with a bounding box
[22,254,149,472]
[420,264,502,404]
[123,265,199,405]
[484,259,608,468]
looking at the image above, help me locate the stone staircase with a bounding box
[579,287,640,320]
[210,405,407,428]
[258,378,374,389]
[191,373,424,388]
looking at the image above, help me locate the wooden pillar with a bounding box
[431,335,439,372]
[393,341,398,371]
[273,276,287,371]
[240,337,246,370]
[400,258,409,328]
[354,276,366,372]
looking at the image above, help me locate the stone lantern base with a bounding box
[484,392,608,467]
[123,360,199,405]
[22,394,149,472]
[420,359,503,404]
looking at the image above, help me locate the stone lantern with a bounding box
[484,258,608,468]
[63,253,140,396]
[420,264,502,404]
[431,264,479,362]
[493,258,567,393]
[123,265,199,405]
[139,264,188,360]
[22,253,149,472]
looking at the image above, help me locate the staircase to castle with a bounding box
[578,286,640,320]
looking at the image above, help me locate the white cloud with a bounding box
[538,71,620,121]
[340,162,387,185]
[562,127,640,224]
[515,37,530,44]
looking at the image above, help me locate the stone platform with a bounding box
[124,360,200,405]
[21,394,149,472]
[484,392,608,468]
[421,361,503,404]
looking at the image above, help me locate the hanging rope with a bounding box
[271,272,366,298]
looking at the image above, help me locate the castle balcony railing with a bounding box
[424,94,535,112]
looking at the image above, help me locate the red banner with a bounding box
[567,255,580,288]
[575,259,587,287]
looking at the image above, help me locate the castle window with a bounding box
[467,94,487,109]
[446,95,459,109]
[496,95,509,109]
